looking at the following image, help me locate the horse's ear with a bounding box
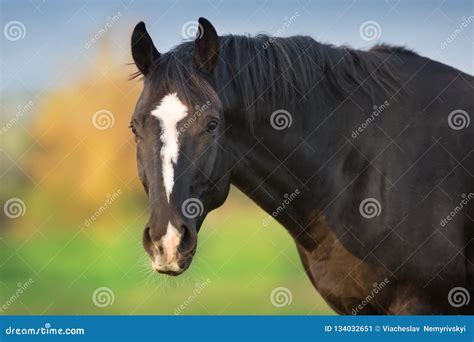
[131,22,160,76]
[194,18,219,73]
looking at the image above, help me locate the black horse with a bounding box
[129,18,473,314]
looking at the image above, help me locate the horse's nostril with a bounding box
[179,224,197,256]
[142,227,154,256]
[147,227,153,242]
[143,227,165,255]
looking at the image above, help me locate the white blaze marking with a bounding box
[151,93,188,202]
[150,93,187,269]
[160,222,182,264]
[151,223,182,271]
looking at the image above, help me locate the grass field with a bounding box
[0,190,334,315]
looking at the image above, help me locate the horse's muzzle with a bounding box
[142,223,196,276]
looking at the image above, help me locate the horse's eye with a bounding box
[206,119,219,132]
[129,123,138,137]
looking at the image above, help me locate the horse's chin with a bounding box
[156,269,184,277]
[153,252,194,276]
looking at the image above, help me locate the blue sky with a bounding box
[1,0,473,94]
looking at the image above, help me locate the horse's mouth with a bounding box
[157,269,182,276]
[151,250,194,276]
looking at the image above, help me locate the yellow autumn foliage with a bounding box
[26,51,143,220]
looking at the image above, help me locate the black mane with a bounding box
[140,34,406,116]
[370,43,418,55]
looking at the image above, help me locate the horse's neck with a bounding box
[229,132,302,209]
[226,113,331,228]
[226,119,334,251]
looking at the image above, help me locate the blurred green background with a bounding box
[1,188,333,314]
